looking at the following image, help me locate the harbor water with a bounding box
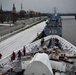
[62,18,76,46]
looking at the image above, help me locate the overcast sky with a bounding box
[0,0,76,13]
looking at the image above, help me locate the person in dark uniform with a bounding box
[18,50,22,59]
[47,39,52,48]
[23,46,26,56]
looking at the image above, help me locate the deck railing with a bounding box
[0,39,41,66]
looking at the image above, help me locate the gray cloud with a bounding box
[0,0,76,13]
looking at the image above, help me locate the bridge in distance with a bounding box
[42,13,76,19]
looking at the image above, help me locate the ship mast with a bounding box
[53,7,57,14]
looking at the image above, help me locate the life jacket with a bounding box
[18,51,21,55]
[12,52,15,57]
[11,56,13,61]
[41,39,44,43]
[23,47,26,52]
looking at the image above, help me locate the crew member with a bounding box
[18,50,22,59]
[23,46,26,56]
[41,38,44,46]
[11,51,16,61]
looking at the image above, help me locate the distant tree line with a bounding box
[0,10,46,24]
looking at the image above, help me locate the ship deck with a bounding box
[1,35,76,75]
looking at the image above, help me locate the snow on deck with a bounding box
[0,21,46,58]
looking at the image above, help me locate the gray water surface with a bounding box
[62,19,76,46]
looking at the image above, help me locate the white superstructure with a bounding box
[24,53,53,75]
